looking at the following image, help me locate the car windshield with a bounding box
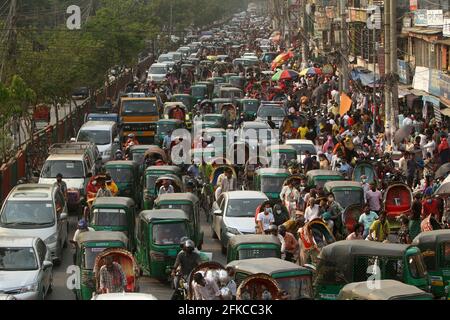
[78,130,111,146]
[243,101,259,112]
[157,56,170,63]
[0,247,38,271]
[332,190,364,209]
[289,144,317,155]
[238,248,278,260]
[226,198,263,217]
[159,203,194,221]
[152,223,187,245]
[0,201,55,226]
[41,160,84,179]
[261,176,286,193]
[157,123,177,134]
[408,253,428,279]
[150,66,167,74]
[146,174,160,190]
[122,100,158,116]
[93,209,127,227]
[84,247,106,269]
[108,168,132,183]
[258,107,286,118]
[276,276,313,300]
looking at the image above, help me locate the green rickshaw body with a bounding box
[412,230,450,299]
[228,76,246,89]
[337,280,433,300]
[195,81,214,98]
[104,160,140,196]
[223,73,238,83]
[212,98,233,113]
[172,94,194,110]
[352,161,377,184]
[253,168,291,200]
[91,197,136,250]
[323,181,364,211]
[155,119,184,146]
[192,148,215,164]
[239,98,260,120]
[226,235,281,263]
[74,231,128,300]
[208,77,226,86]
[219,87,244,101]
[135,209,191,279]
[129,145,153,176]
[201,114,226,129]
[191,85,208,101]
[154,193,204,249]
[314,240,430,300]
[227,258,314,300]
[267,145,298,168]
[143,166,182,209]
[306,170,344,189]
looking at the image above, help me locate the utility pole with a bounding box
[384,2,392,145]
[390,0,399,142]
[0,0,18,83]
[301,0,309,68]
[169,0,173,39]
[339,0,349,93]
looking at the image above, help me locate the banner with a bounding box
[427,10,443,26]
[412,66,430,92]
[441,73,450,100]
[414,9,427,26]
[444,18,450,37]
[398,60,410,85]
[429,69,441,97]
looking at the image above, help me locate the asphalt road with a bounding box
[46,208,225,300]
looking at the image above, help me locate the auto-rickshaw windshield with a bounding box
[41,160,84,178]
[93,209,127,227]
[261,176,286,193]
[276,276,313,300]
[226,199,262,217]
[109,168,132,183]
[332,190,364,209]
[84,247,106,269]
[238,248,278,260]
[130,152,145,165]
[158,123,177,135]
[192,87,206,97]
[152,223,187,245]
[146,175,159,190]
[159,204,193,221]
[408,253,428,279]
[78,130,111,146]
[258,106,286,118]
[243,101,259,112]
[122,101,158,116]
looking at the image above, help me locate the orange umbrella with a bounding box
[271,51,294,71]
[339,93,352,116]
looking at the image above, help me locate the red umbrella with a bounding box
[271,51,294,71]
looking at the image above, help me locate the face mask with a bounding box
[92,181,97,186]
[265,208,272,214]
[362,179,367,183]
[276,210,282,215]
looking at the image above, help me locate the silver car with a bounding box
[0,237,53,300]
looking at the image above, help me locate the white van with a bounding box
[0,184,69,264]
[76,121,119,163]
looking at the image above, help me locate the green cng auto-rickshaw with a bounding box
[337,280,433,300]
[155,119,184,146]
[172,94,194,111]
[238,98,260,121]
[412,230,450,299]
[314,240,429,300]
[128,145,153,176]
[135,209,191,280]
[91,197,136,250]
[154,193,204,250]
[227,258,314,300]
[73,231,128,300]
[253,168,291,200]
[142,166,182,209]
[191,84,209,102]
[226,235,281,263]
[306,170,344,189]
[267,145,298,168]
[104,161,140,204]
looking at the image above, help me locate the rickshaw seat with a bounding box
[385,188,411,213]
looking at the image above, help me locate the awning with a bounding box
[422,95,440,106]
[440,108,450,117]
[402,27,442,35]
[434,39,450,46]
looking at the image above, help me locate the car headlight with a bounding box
[226,227,241,235]
[104,150,111,156]
[44,233,58,245]
[20,282,39,293]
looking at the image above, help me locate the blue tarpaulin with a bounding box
[351,69,380,86]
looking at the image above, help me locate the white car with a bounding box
[285,139,318,163]
[0,184,69,264]
[147,63,169,83]
[0,237,53,300]
[76,121,120,163]
[211,191,269,254]
[237,121,279,156]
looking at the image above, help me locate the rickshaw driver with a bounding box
[280,180,300,218]
[171,240,202,289]
[99,256,127,294]
[159,179,175,195]
[96,177,113,198]
[172,106,185,121]
[125,133,139,148]
[105,173,119,196]
[256,203,275,234]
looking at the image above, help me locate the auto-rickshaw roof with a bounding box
[220,87,242,92]
[77,231,129,245]
[339,280,431,300]
[319,240,413,262]
[412,229,450,246]
[173,93,192,98]
[268,145,297,152]
[324,181,362,190]
[164,102,187,109]
[228,235,281,247]
[105,160,138,168]
[256,168,290,175]
[145,165,181,174]
[157,119,183,124]
[129,145,154,152]
[155,192,199,204]
[212,98,232,103]
[93,197,135,208]
[227,258,309,275]
[306,170,344,178]
[139,209,189,223]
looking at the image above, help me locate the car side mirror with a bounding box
[43,261,53,269]
[59,212,68,220]
[113,138,120,144]
[214,209,222,216]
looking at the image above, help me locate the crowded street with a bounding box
[0,0,449,304]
